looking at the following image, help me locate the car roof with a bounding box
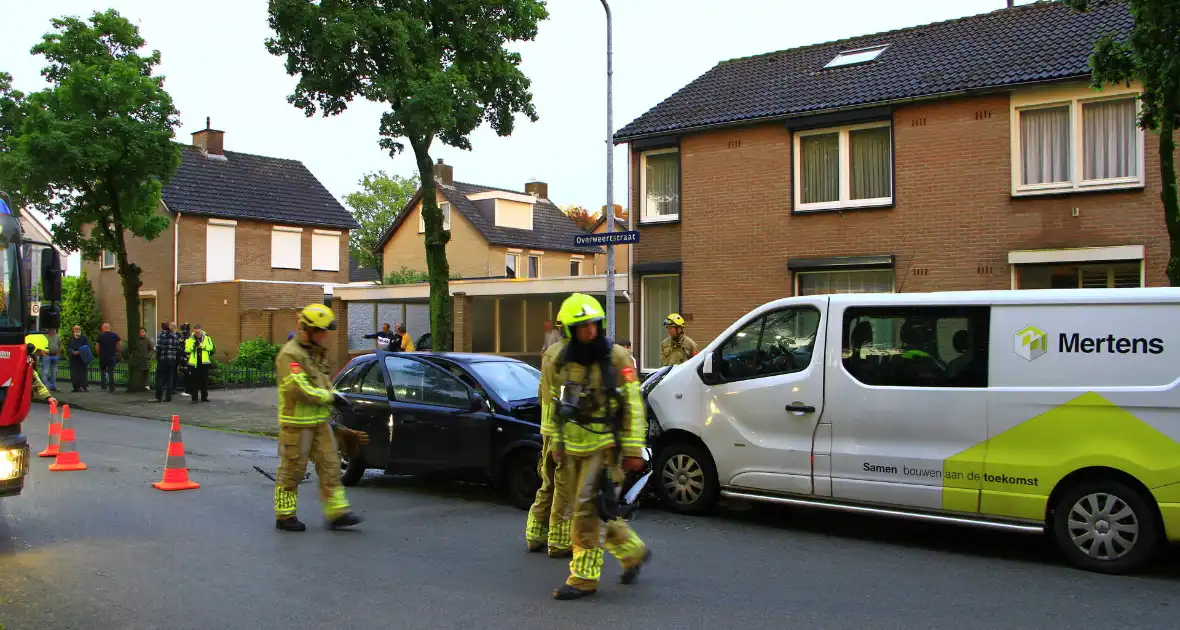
[353,351,527,365]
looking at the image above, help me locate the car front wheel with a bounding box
[340,452,367,487]
[652,441,719,515]
[1050,478,1161,575]
[502,449,541,511]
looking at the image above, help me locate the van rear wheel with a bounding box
[653,441,719,515]
[1050,479,1161,575]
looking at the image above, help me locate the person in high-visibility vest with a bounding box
[25,334,58,407]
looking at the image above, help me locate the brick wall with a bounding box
[176,282,240,362]
[177,215,349,285]
[628,87,1176,357]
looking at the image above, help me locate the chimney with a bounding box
[191,116,225,155]
[433,158,453,186]
[1006,0,1014,7]
[525,180,548,200]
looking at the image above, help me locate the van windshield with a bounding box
[0,215,23,331]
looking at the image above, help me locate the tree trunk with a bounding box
[113,224,145,392]
[410,136,453,351]
[1160,116,1180,287]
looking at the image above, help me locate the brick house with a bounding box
[85,123,360,361]
[614,0,1173,373]
[333,159,627,368]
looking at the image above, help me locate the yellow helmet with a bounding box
[298,303,337,331]
[556,293,605,337]
[664,313,686,328]
[25,333,49,354]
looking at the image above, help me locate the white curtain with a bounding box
[798,270,894,296]
[1020,106,1070,185]
[800,133,839,204]
[1084,98,1137,180]
[644,153,679,217]
[850,127,891,200]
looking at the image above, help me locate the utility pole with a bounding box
[601,0,616,338]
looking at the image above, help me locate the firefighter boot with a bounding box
[552,585,596,601]
[620,549,653,584]
[328,511,363,530]
[276,516,307,532]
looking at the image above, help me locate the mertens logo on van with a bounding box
[1014,325,1048,361]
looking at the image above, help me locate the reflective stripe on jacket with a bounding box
[275,338,335,426]
[542,342,646,458]
[31,369,50,402]
[185,335,215,367]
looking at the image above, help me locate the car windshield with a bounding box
[468,361,541,402]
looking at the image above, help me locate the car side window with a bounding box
[716,307,821,381]
[334,362,366,393]
[356,363,387,396]
[841,305,990,388]
[385,356,472,409]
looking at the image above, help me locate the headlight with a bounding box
[0,448,23,481]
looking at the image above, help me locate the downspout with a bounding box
[173,211,181,322]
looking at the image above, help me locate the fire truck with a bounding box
[0,191,64,498]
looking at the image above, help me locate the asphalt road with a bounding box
[1,408,1179,630]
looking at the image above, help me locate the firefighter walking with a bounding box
[273,304,368,532]
[524,317,572,558]
[545,293,652,600]
[660,313,698,366]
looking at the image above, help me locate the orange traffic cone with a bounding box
[38,399,61,458]
[153,415,199,491]
[48,405,87,472]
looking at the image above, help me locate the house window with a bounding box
[824,45,888,69]
[418,202,452,233]
[1014,261,1142,289]
[311,230,341,272]
[1012,88,1144,195]
[569,258,582,277]
[101,250,115,269]
[206,220,236,282]
[506,252,520,278]
[640,274,680,372]
[528,255,540,278]
[796,269,895,296]
[140,296,157,332]
[271,227,302,269]
[639,148,679,223]
[794,122,892,211]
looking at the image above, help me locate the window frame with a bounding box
[311,229,341,272]
[418,201,452,233]
[506,252,521,278]
[793,120,894,212]
[840,305,991,389]
[711,305,822,384]
[639,147,680,224]
[101,250,116,269]
[527,254,541,279]
[794,268,897,296]
[639,273,680,372]
[1010,84,1146,196]
[569,258,582,277]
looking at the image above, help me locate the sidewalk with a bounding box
[55,386,280,436]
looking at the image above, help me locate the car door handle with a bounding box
[785,404,816,414]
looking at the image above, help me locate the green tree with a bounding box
[344,170,419,275]
[1066,0,1180,285]
[0,10,181,389]
[61,271,101,342]
[265,0,550,351]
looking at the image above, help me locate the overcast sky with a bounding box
[2,0,1036,275]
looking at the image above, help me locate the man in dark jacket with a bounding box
[66,325,90,392]
[154,322,180,403]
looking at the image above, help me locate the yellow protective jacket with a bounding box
[538,341,564,438]
[660,334,699,367]
[541,339,646,458]
[186,335,215,367]
[31,369,50,402]
[275,338,336,426]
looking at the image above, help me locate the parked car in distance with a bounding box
[331,351,543,509]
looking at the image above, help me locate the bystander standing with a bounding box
[96,322,121,393]
[43,327,60,391]
[154,322,180,403]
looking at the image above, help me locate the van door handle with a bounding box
[785,404,815,414]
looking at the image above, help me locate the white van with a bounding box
[642,287,1180,574]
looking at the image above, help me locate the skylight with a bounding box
[824,45,888,69]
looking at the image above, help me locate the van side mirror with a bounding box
[40,248,62,302]
[701,351,715,375]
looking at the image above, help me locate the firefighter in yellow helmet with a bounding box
[545,293,652,600]
[25,334,58,407]
[524,316,572,558]
[659,313,698,367]
[274,303,368,532]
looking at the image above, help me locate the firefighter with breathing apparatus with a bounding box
[544,293,652,600]
[273,303,368,531]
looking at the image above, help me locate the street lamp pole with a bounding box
[600,0,616,338]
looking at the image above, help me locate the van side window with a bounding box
[841,306,990,388]
[716,307,821,382]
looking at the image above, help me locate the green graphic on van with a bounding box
[1014,325,1048,361]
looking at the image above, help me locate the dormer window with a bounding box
[824,45,888,69]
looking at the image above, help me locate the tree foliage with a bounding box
[0,9,181,388]
[1065,0,1180,285]
[61,271,102,341]
[562,205,598,232]
[265,0,550,351]
[344,170,419,274]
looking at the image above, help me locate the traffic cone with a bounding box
[48,405,87,472]
[38,399,60,458]
[153,415,199,491]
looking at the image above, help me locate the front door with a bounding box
[384,355,491,474]
[350,361,393,470]
[703,300,827,496]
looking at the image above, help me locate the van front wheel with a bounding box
[1050,479,1161,575]
[653,441,719,515]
